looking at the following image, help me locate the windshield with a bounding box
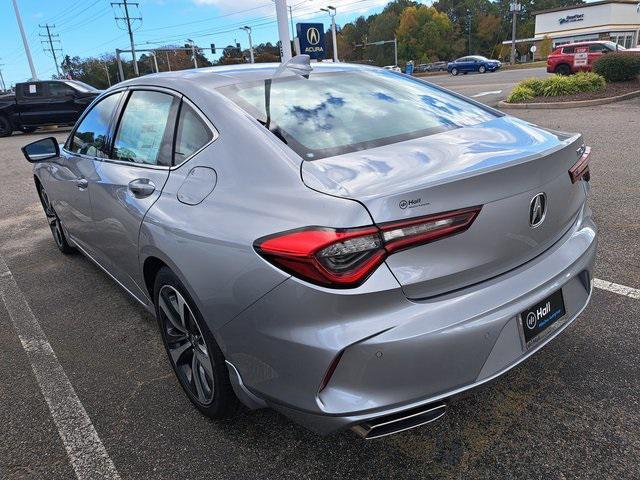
[219,69,497,159]
[604,41,625,51]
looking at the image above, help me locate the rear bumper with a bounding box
[219,205,596,435]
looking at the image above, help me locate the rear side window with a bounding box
[174,103,213,164]
[562,46,575,54]
[69,92,123,158]
[112,90,178,166]
[219,69,497,160]
[47,82,75,97]
[21,83,42,97]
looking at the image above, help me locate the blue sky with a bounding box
[0,0,407,87]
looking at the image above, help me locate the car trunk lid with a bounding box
[301,116,587,298]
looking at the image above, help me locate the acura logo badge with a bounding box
[529,193,547,228]
[307,27,320,45]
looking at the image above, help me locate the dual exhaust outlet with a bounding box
[351,402,447,440]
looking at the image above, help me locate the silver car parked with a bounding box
[22,59,596,439]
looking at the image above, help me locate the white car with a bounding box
[383,65,401,72]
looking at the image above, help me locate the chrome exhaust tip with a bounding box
[351,402,446,440]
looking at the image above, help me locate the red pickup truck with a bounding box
[546,40,627,75]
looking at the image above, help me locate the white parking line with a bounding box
[472,90,503,98]
[594,278,640,299]
[0,255,121,480]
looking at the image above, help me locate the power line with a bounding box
[111,0,142,76]
[40,23,63,77]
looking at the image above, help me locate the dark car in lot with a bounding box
[0,79,100,137]
[448,56,502,75]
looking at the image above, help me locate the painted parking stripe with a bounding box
[472,90,503,98]
[594,278,640,300]
[0,255,121,480]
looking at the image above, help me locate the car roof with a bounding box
[115,61,379,93]
[560,41,608,47]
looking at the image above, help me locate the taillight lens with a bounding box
[569,145,591,183]
[255,206,481,288]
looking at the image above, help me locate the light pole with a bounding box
[467,9,472,55]
[11,0,38,80]
[321,6,338,62]
[187,38,198,68]
[240,26,255,64]
[275,0,292,62]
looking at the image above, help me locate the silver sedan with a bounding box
[22,58,596,439]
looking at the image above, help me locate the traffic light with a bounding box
[211,43,216,54]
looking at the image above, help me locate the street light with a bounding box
[240,26,255,64]
[187,38,199,68]
[320,6,338,62]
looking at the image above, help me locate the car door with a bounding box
[43,81,80,124]
[460,57,472,72]
[87,88,179,300]
[16,82,48,125]
[48,91,125,252]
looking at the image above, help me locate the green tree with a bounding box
[397,5,455,62]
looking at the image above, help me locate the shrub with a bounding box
[571,71,606,92]
[507,85,535,103]
[518,77,545,96]
[542,75,581,96]
[593,53,640,82]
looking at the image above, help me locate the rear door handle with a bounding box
[75,178,88,190]
[128,178,156,198]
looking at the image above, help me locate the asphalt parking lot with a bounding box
[1,94,639,478]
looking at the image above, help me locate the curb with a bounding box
[498,89,640,109]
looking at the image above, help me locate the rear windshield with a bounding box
[219,69,497,159]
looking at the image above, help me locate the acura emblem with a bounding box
[529,193,547,228]
[307,27,320,45]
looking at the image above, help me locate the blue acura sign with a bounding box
[297,23,326,60]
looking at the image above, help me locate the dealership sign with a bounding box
[559,13,584,25]
[296,23,326,60]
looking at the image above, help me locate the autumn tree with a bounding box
[396,5,455,62]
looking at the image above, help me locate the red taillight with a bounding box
[254,206,481,288]
[569,145,591,183]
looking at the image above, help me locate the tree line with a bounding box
[58,0,582,88]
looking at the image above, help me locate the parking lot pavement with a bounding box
[1,100,639,480]
[427,66,550,105]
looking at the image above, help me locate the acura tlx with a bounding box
[22,57,596,439]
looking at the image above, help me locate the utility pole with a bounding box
[150,51,158,72]
[275,0,292,62]
[289,5,295,39]
[102,61,111,87]
[187,39,198,68]
[467,10,472,55]
[240,26,255,63]
[11,0,38,80]
[321,6,338,62]
[165,51,171,71]
[112,0,142,76]
[510,2,521,65]
[40,24,62,77]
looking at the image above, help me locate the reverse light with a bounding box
[569,145,591,183]
[254,206,481,288]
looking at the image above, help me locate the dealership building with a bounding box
[505,0,640,55]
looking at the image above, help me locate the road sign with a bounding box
[530,45,537,53]
[296,23,325,60]
[574,51,588,67]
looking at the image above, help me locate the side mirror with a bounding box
[22,137,60,162]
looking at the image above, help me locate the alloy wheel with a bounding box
[40,188,64,248]
[158,285,215,405]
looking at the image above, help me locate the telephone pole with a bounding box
[40,24,62,77]
[0,63,6,92]
[112,0,142,76]
[510,2,521,65]
[240,26,254,64]
[321,6,338,62]
[11,0,38,80]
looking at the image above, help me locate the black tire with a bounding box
[555,64,571,76]
[0,115,12,137]
[451,68,458,76]
[21,126,38,134]
[154,267,238,419]
[37,184,76,254]
[479,65,486,73]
